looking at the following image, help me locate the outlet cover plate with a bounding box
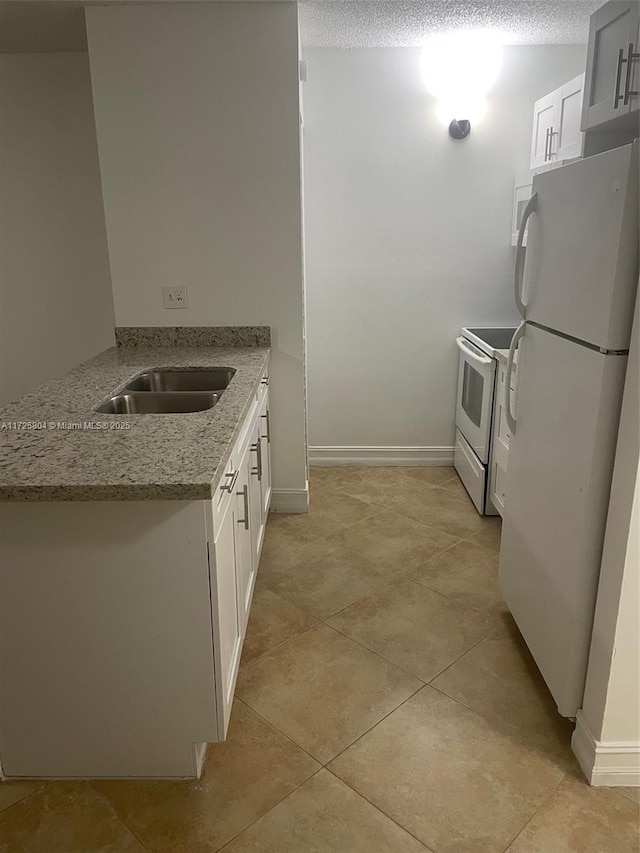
[162,286,188,309]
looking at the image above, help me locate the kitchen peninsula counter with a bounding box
[0,343,269,502]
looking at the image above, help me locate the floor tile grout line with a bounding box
[323,766,435,852]
[309,467,461,493]
[260,531,473,626]
[322,579,498,685]
[309,466,502,532]
[498,772,568,853]
[87,781,158,853]
[238,623,426,763]
[233,698,324,769]
[243,661,425,773]
[261,517,480,622]
[274,498,387,536]
[0,781,51,820]
[263,502,390,571]
[426,680,578,774]
[408,568,505,614]
[257,528,502,682]
[424,628,497,686]
[323,570,489,624]
[322,682,427,769]
[611,787,640,807]
[317,570,419,623]
[321,618,428,686]
[250,579,444,687]
[247,580,496,740]
[256,573,328,621]
[237,619,323,674]
[214,766,326,853]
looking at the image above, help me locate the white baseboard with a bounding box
[270,487,309,514]
[572,712,640,787]
[308,446,455,467]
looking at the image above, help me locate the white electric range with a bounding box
[454,327,517,514]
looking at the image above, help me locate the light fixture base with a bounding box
[449,119,471,140]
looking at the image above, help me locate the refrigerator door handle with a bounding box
[515,192,537,319]
[506,321,526,434]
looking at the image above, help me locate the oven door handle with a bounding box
[456,337,493,367]
[505,321,526,435]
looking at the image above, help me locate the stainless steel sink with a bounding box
[123,368,235,393]
[96,392,220,415]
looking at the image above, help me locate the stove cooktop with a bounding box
[463,327,517,351]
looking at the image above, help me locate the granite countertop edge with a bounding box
[0,344,270,503]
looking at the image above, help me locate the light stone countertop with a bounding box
[0,345,269,501]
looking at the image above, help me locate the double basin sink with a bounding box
[96,368,235,414]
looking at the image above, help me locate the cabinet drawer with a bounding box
[454,428,486,515]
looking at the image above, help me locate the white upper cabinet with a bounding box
[530,91,559,168]
[530,74,585,169]
[582,0,640,131]
[556,74,587,161]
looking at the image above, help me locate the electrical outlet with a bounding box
[162,286,188,309]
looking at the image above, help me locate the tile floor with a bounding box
[0,466,638,852]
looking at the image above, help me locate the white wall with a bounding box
[574,284,640,786]
[85,3,306,498]
[0,53,115,405]
[302,45,586,454]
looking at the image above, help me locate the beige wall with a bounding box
[0,52,115,405]
[302,46,586,453]
[85,3,307,498]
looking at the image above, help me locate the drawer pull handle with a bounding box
[624,42,640,105]
[251,441,263,481]
[544,126,551,161]
[261,410,270,444]
[220,470,238,493]
[261,376,269,386]
[614,48,626,109]
[236,484,249,529]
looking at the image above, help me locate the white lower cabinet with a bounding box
[235,438,256,637]
[259,382,272,526]
[209,492,243,740]
[248,419,263,581]
[0,378,271,779]
[208,377,270,740]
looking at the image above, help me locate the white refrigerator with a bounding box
[498,141,639,718]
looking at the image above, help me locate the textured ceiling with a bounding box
[0,0,602,53]
[299,1,602,48]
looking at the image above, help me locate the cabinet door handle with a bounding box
[624,42,640,105]
[251,441,262,481]
[544,127,550,161]
[261,376,269,386]
[261,410,270,444]
[614,48,627,108]
[220,469,238,494]
[236,484,249,530]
